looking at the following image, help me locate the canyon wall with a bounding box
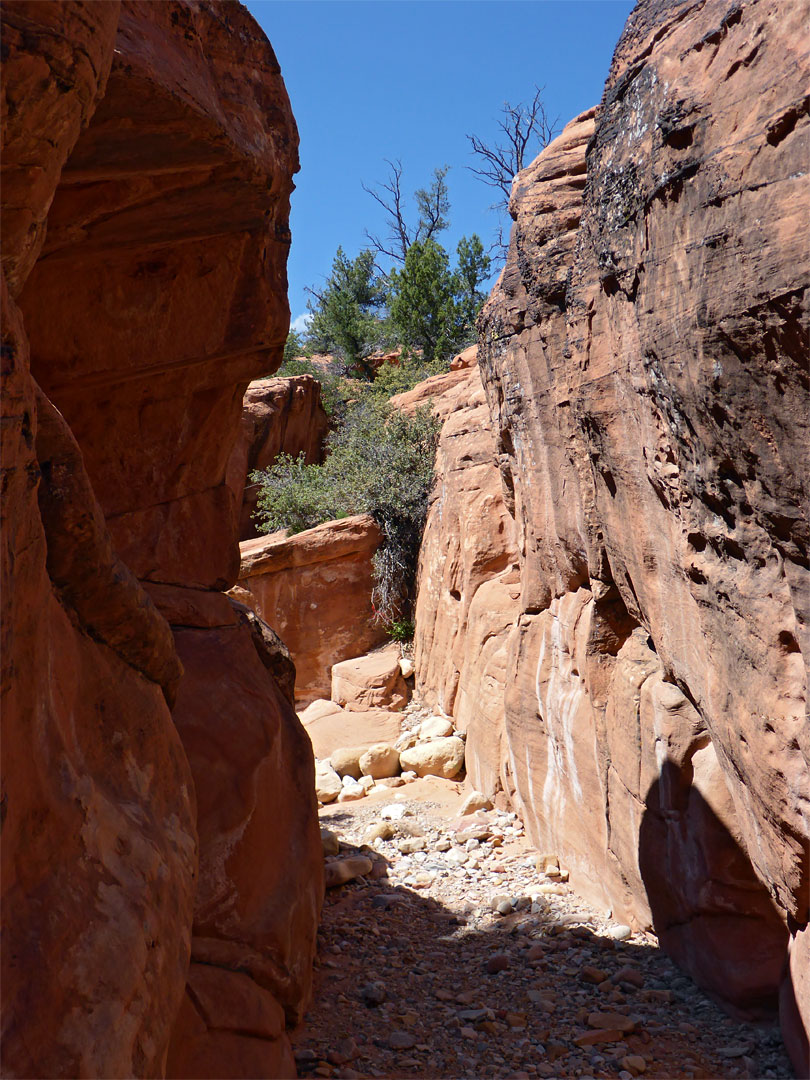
[237,514,387,705]
[416,0,808,1068]
[230,374,330,541]
[1,2,322,1076]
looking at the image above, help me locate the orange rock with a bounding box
[476,0,809,1055]
[229,375,330,541]
[331,646,409,712]
[238,514,388,704]
[2,2,323,1075]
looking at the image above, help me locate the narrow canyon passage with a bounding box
[292,704,793,1080]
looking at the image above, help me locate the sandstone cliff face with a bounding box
[1,3,322,1076]
[230,374,330,541]
[400,359,521,799]
[473,0,808,1063]
[237,514,388,705]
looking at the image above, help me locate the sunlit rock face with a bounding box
[2,2,322,1075]
[474,0,808,1065]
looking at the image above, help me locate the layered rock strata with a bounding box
[237,514,387,705]
[2,2,322,1076]
[230,374,330,541]
[473,0,809,1066]
[400,361,520,798]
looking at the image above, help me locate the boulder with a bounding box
[238,515,388,705]
[315,760,343,805]
[418,716,454,740]
[400,736,466,780]
[331,646,410,712]
[330,746,367,780]
[359,744,401,779]
[300,701,402,762]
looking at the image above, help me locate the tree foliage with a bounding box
[305,247,387,377]
[252,398,440,624]
[362,162,450,264]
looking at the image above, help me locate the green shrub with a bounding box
[252,397,440,624]
[386,619,415,643]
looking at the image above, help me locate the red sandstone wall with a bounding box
[475,0,809,1068]
[1,3,322,1075]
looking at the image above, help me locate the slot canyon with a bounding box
[1,1,807,1079]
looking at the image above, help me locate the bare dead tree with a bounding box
[466,86,560,218]
[363,161,450,264]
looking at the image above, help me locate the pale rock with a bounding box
[358,743,400,779]
[399,736,465,779]
[337,782,366,802]
[458,790,493,815]
[399,657,415,679]
[324,856,373,888]
[320,828,340,857]
[330,746,366,780]
[331,647,409,712]
[315,760,342,804]
[418,716,454,741]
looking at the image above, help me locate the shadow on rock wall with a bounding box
[639,760,807,1074]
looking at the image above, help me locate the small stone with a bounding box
[587,1012,635,1034]
[324,855,372,888]
[364,822,394,843]
[620,1055,647,1075]
[497,900,513,916]
[460,1026,477,1040]
[399,657,415,679]
[329,746,366,779]
[418,715,454,740]
[574,1029,626,1046]
[337,781,365,802]
[614,966,645,988]
[380,803,407,820]
[458,789,493,815]
[397,836,427,854]
[581,966,609,984]
[505,1012,527,1028]
[388,1031,416,1050]
[320,827,340,856]
[361,981,386,1006]
[327,1037,358,1066]
[607,924,633,941]
[486,953,510,974]
[526,943,546,961]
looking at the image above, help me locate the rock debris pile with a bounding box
[294,782,793,1080]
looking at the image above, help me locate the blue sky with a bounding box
[244,1,636,328]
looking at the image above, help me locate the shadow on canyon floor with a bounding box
[292,825,795,1080]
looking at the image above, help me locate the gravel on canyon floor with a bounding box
[291,788,792,1080]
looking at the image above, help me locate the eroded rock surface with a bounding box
[230,374,330,541]
[2,2,322,1075]
[238,514,388,705]
[404,358,520,799]
[475,0,809,1065]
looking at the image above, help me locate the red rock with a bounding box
[238,514,388,704]
[475,0,808,1055]
[403,362,520,799]
[229,375,330,541]
[2,2,322,1075]
[1,4,197,1073]
[331,646,409,712]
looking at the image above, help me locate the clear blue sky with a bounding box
[244,1,635,327]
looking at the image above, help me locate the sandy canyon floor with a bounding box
[292,707,792,1080]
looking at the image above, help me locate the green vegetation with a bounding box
[256,163,491,627]
[252,398,440,625]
